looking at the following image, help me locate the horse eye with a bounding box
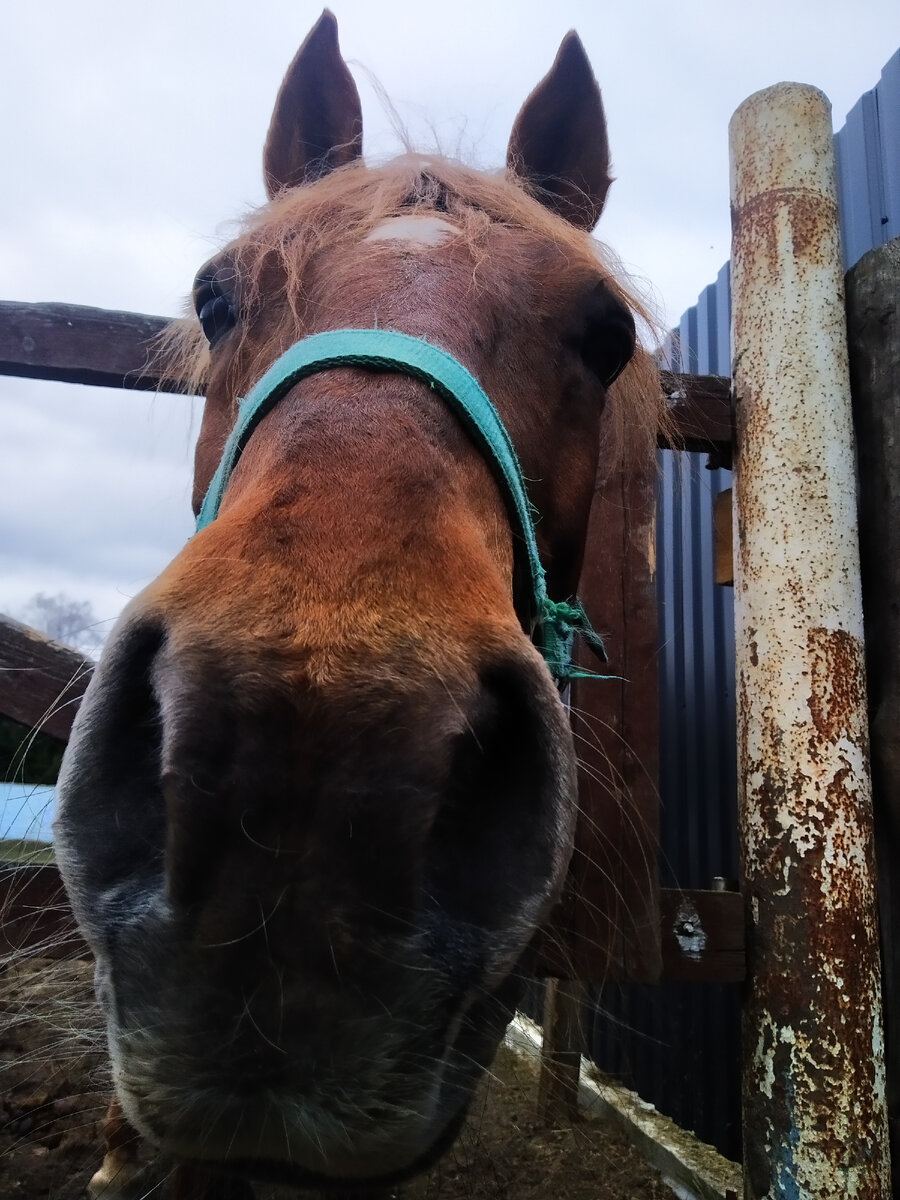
[581,292,636,388]
[197,292,235,347]
[193,263,237,347]
[587,323,635,387]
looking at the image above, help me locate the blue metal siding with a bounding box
[880,52,900,242]
[587,50,899,1159]
[837,88,886,267]
[836,50,900,265]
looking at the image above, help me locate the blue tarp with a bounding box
[0,782,56,843]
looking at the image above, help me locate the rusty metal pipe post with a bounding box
[730,85,890,1198]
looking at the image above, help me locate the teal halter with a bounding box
[196,328,608,682]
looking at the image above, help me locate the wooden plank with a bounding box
[846,237,900,1182]
[0,300,181,392]
[658,371,733,463]
[537,887,744,982]
[538,979,586,1124]
[537,432,662,984]
[714,488,734,585]
[0,303,731,452]
[0,615,94,741]
[658,888,745,982]
[604,439,662,982]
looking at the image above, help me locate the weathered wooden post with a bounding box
[538,979,587,1123]
[730,85,890,1197]
[847,235,900,1192]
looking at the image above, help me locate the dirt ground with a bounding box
[1,958,673,1200]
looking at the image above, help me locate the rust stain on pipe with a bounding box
[730,84,889,1199]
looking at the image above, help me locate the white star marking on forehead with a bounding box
[363,215,458,246]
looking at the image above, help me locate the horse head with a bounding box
[55,11,660,1187]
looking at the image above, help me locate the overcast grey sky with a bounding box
[2,0,899,642]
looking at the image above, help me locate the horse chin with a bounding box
[108,959,527,1188]
[214,1099,473,1190]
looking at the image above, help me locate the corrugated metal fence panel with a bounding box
[836,49,900,265]
[585,52,899,1160]
[880,52,900,242]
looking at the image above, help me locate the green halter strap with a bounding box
[195,328,608,682]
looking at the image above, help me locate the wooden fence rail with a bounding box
[0,300,733,456]
[0,615,93,742]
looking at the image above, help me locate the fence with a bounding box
[588,46,900,1160]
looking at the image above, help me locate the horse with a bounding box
[54,10,663,1193]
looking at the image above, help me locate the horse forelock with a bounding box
[158,154,666,473]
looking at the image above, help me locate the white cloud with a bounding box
[0,377,198,627]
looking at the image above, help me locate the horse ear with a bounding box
[506,32,611,230]
[263,9,363,199]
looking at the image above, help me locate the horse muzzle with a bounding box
[53,605,577,1181]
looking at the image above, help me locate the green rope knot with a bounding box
[537,596,610,682]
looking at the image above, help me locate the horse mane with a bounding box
[159,154,666,474]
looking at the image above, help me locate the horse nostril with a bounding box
[425,658,574,945]
[55,621,166,909]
